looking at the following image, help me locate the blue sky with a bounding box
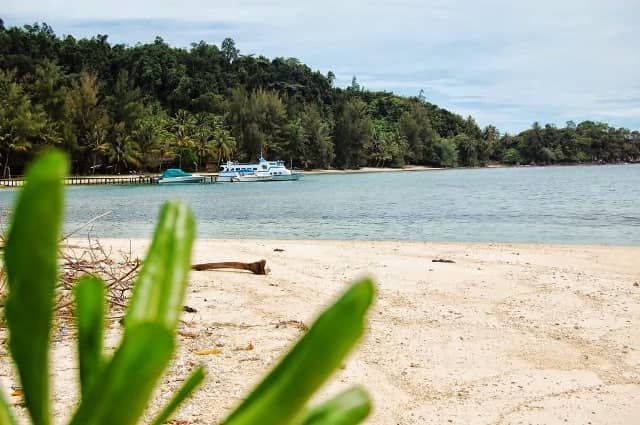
[4,0,639,134]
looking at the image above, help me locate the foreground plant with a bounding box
[0,151,374,425]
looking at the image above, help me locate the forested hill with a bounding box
[0,20,638,176]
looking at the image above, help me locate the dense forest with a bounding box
[0,19,638,176]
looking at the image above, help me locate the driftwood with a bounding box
[191,259,267,275]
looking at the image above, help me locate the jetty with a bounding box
[0,174,218,187]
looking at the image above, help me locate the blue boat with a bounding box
[157,168,205,184]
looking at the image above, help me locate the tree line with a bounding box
[0,19,638,176]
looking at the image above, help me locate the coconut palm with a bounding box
[107,122,141,174]
[169,110,196,168]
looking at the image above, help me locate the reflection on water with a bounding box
[0,164,638,245]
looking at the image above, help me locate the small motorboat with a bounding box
[157,168,205,184]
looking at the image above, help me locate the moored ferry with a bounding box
[218,157,302,182]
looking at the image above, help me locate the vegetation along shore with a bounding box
[1,19,639,177]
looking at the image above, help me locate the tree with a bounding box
[0,70,47,176]
[433,138,457,167]
[106,70,145,132]
[169,110,196,168]
[350,76,360,91]
[67,71,110,173]
[227,88,286,160]
[333,98,373,168]
[502,147,522,164]
[210,125,236,166]
[301,104,333,168]
[518,121,544,163]
[327,71,335,86]
[107,121,141,173]
[132,109,169,170]
[453,133,479,166]
[221,37,239,63]
[398,103,438,165]
[190,112,236,169]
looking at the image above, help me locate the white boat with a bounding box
[231,171,273,182]
[218,157,303,182]
[157,168,205,184]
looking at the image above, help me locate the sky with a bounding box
[3,0,639,134]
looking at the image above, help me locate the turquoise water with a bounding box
[0,165,638,245]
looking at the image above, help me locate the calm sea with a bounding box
[0,165,638,245]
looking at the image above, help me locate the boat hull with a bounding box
[218,172,302,182]
[231,175,273,182]
[271,173,303,181]
[157,176,205,184]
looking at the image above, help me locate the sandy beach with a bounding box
[2,239,639,424]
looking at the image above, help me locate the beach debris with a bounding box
[634,282,639,287]
[193,348,223,355]
[178,330,198,339]
[183,305,198,313]
[166,419,190,425]
[191,259,267,275]
[274,319,308,331]
[239,356,260,362]
[432,258,455,263]
[273,248,285,252]
[46,235,141,318]
[233,342,254,351]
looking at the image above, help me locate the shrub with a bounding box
[502,147,523,165]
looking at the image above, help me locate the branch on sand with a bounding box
[191,260,268,275]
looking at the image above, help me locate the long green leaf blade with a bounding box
[299,387,371,425]
[0,389,17,425]
[4,151,67,425]
[124,201,195,331]
[222,278,374,425]
[74,275,106,399]
[68,323,174,425]
[151,366,205,425]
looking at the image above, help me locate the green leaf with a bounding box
[222,278,374,425]
[4,151,68,425]
[70,201,195,425]
[124,201,195,331]
[299,387,371,425]
[0,389,17,425]
[74,275,106,399]
[151,366,205,425]
[68,323,174,425]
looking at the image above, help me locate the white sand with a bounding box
[2,239,639,424]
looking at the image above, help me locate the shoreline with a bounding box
[3,239,639,424]
[3,161,638,184]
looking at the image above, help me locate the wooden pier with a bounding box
[0,174,218,187]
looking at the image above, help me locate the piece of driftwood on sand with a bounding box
[191,259,267,275]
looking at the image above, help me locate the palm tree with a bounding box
[107,122,141,174]
[169,110,196,168]
[212,130,236,166]
[133,113,170,170]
